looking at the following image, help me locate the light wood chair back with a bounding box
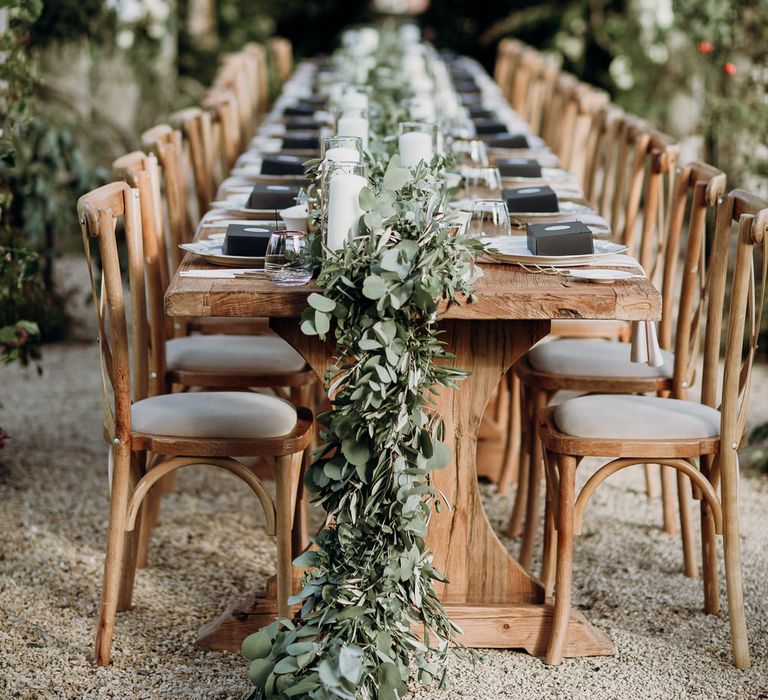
[215,53,257,147]
[113,152,172,394]
[494,38,525,102]
[659,163,726,361]
[539,73,579,160]
[78,182,148,441]
[524,57,560,137]
[141,124,194,271]
[269,36,293,83]
[701,190,768,447]
[245,42,270,115]
[203,88,241,176]
[170,107,216,215]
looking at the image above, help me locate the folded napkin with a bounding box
[587,256,664,368]
[180,269,253,278]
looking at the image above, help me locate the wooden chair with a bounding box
[269,36,293,84]
[78,181,313,665]
[505,122,681,545]
[493,38,526,103]
[112,150,315,395]
[203,88,242,177]
[214,52,259,149]
[511,162,726,572]
[538,189,768,669]
[170,107,216,216]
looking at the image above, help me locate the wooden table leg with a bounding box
[197,318,613,660]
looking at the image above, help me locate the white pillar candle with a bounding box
[327,173,367,251]
[324,146,361,163]
[399,131,434,168]
[340,92,368,111]
[337,114,369,148]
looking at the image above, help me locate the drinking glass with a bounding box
[466,199,512,239]
[453,139,489,167]
[264,231,313,286]
[462,166,502,199]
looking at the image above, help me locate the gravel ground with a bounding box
[1,338,768,699]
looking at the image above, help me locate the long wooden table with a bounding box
[166,254,660,658]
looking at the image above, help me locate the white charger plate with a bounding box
[180,233,265,268]
[568,268,642,283]
[484,236,628,267]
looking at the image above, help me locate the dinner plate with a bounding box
[506,200,593,218]
[210,193,299,218]
[180,235,265,268]
[568,268,642,283]
[483,236,628,266]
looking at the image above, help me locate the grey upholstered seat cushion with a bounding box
[131,391,297,438]
[165,334,306,374]
[528,339,674,379]
[553,394,720,440]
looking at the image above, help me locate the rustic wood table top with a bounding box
[165,253,661,321]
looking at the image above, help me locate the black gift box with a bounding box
[504,185,559,213]
[222,224,272,256]
[473,118,508,135]
[281,132,319,150]
[260,154,306,176]
[496,158,542,178]
[469,107,495,120]
[283,116,321,131]
[454,80,481,94]
[283,102,316,116]
[526,221,594,256]
[246,184,300,210]
[485,133,530,149]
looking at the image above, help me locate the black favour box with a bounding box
[222,224,272,256]
[473,118,508,135]
[469,107,495,120]
[485,133,530,149]
[281,132,319,150]
[526,221,594,256]
[283,102,316,116]
[496,158,542,178]
[454,80,481,94]
[260,154,307,176]
[246,184,300,210]
[504,185,559,213]
[283,116,321,131]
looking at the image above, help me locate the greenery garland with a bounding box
[242,27,483,700]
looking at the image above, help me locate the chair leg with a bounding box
[497,372,521,496]
[507,385,532,537]
[720,454,750,669]
[643,464,659,499]
[701,498,720,614]
[289,384,313,555]
[519,389,547,569]
[274,452,302,620]
[95,444,132,666]
[541,485,557,597]
[676,470,698,578]
[659,465,676,533]
[546,452,577,665]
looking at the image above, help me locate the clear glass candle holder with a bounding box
[453,139,489,167]
[466,199,512,239]
[462,166,502,200]
[321,135,364,164]
[264,231,313,286]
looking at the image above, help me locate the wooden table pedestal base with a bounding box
[195,318,615,662]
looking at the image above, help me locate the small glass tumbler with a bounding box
[466,199,512,239]
[454,139,489,167]
[264,231,313,286]
[462,166,502,199]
